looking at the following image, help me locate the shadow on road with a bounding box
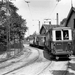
[56,58,71,61]
[43,50,51,60]
[30,45,71,61]
[43,50,71,61]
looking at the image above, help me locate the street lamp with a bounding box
[25,0,30,6]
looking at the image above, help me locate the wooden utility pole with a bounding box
[38,20,40,33]
[5,0,10,51]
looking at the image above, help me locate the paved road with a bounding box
[0,44,75,75]
[1,44,52,75]
[0,44,39,75]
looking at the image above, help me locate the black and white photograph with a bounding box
[0,0,75,75]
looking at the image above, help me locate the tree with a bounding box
[0,1,27,51]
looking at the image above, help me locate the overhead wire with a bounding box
[24,0,33,20]
[49,2,59,19]
[24,0,33,36]
[49,0,62,22]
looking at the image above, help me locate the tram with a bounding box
[44,27,73,59]
[35,35,45,48]
[30,35,45,47]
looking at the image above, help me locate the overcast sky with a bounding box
[12,0,75,37]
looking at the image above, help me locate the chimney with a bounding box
[56,13,59,25]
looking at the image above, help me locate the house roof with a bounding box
[65,7,75,26]
[43,24,59,30]
[41,24,59,30]
[40,24,60,34]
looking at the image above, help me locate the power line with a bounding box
[24,0,33,19]
[49,2,59,18]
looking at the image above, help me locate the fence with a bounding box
[0,41,23,61]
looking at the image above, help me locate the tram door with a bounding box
[55,30,63,50]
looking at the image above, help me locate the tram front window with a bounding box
[63,30,69,40]
[56,31,61,40]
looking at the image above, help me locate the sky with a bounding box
[11,0,75,37]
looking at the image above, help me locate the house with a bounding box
[65,7,75,29]
[64,7,75,55]
[40,24,59,35]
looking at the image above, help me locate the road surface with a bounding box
[0,44,75,75]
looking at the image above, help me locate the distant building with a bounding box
[40,24,59,35]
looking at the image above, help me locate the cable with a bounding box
[24,0,33,19]
[49,2,59,18]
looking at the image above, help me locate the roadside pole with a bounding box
[5,0,11,57]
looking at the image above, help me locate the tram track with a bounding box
[37,61,53,75]
[52,59,71,75]
[2,46,70,75]
[2,46,41,75]
[36,55,71,75]
[61,61,70,75]
[30,46,53,75]
[32,47,71,75]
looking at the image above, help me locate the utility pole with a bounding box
[38,20,40,33]
[1,0,11,57]
[4,0,10,52]
[71,0,73,7]
[6,0,10,52]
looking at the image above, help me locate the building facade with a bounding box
[40,24,59,35]
[65,7,75,55]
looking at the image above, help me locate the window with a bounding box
[56,31,61,40]
[63,30,69,40]
[74,19,75,29]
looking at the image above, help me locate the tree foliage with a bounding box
[0,1,27,46]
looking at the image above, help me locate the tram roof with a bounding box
[52,26,71,30]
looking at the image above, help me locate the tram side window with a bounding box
[63,30,69,40]
[56,31,61,40]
